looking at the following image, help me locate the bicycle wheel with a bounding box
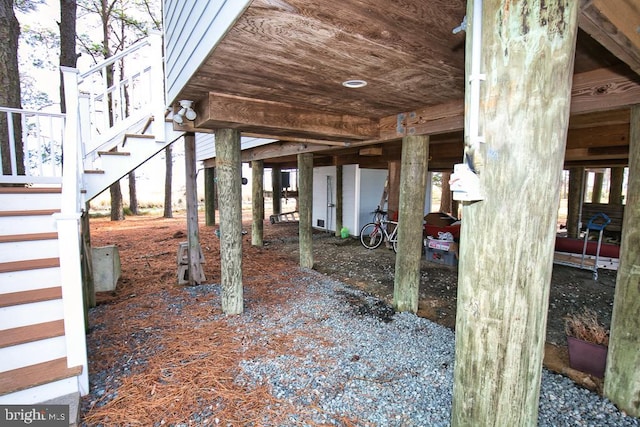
[360,223,384,249]
[391,237,398,253]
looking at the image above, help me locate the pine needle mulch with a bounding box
[82,214,345,426]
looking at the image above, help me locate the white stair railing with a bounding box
[79,31,165,169]
[0,107,66,185]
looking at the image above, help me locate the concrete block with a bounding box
[92,245,121,292]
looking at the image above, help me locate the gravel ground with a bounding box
[85,268,638,426]
[83,216,636,426]
[233,272,637,426]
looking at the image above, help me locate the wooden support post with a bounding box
[184,133,205,285]
[604,105,640,417]
[272,167,282,215]
[204,167,216,226]
[298,153,313,268]
[252,160,264,246]
[609,167,625,205]
[567,167,585,238]
[216,129,243,314]
[440,172,453,215]
[387,160,401,219]
[451,2,579,426]
[592,171,604,203]
[334,164,343,237]
[393,135,429,313]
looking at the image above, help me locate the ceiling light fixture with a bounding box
[173,100,197,124]
[342,79,368,88]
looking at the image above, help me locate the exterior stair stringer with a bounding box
[82,118,186,201]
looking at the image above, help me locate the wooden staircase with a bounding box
[0,187,86,404]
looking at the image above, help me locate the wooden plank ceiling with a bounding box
[171,0,640,170]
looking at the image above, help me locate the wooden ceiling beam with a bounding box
[566,124,629,149]
[579,0,640,76]
[571,66,640,114]
[239,141,334,163]
[196,92,378,142]
[379,100,465,141]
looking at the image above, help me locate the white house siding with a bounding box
[342,165,358,236]
[163,0,251,105]
[358,169,388,231]
[312,166,337,231]
[196,133,215,162]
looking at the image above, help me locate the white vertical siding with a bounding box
[358,169,388,231]
[164,0,252,104]
[342,164,358,236]
[312,166,337,232]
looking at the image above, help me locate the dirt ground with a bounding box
[89,212,617,399]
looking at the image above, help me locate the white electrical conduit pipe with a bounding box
[468,0,486,153]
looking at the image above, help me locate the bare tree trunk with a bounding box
[128,171,138,214]
[451,1,578,425]
[163,145,173,218]
[0,0,23,176]
[59,0,77,114]
[110,182,124,221]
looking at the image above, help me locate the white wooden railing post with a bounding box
[55,66,89,395]
[150,30,167,141]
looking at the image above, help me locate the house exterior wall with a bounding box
[358,169,388,231]
[163,0,251,105]
[342,165,359,236]
[312,166,337,231]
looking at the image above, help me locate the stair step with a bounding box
[97,151,131,156]
[0,258,60,273]
[124,133,156,140]
[84,169,104,174]
[0,209,60,217]
[0,187,61,195]
[0,320,65,348]
[0,232,58,244]
[0,358,82,396]
[0,287,62,308]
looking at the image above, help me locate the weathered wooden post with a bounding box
[604,105,640,417]
[387,160,401,219]
[298,153,313,268]
[393,135,429,313]
[567,167,586,238]
[204,167,216,226]
[184,133,205,285]
[451,1,579,426]
[216,129,243,314]
[252,160,264,246]
[271,166,282,215]
[334,164,343,237]
[592,171,604,203]
[609,167,625,205]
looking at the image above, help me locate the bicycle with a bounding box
[359,207,399,253]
